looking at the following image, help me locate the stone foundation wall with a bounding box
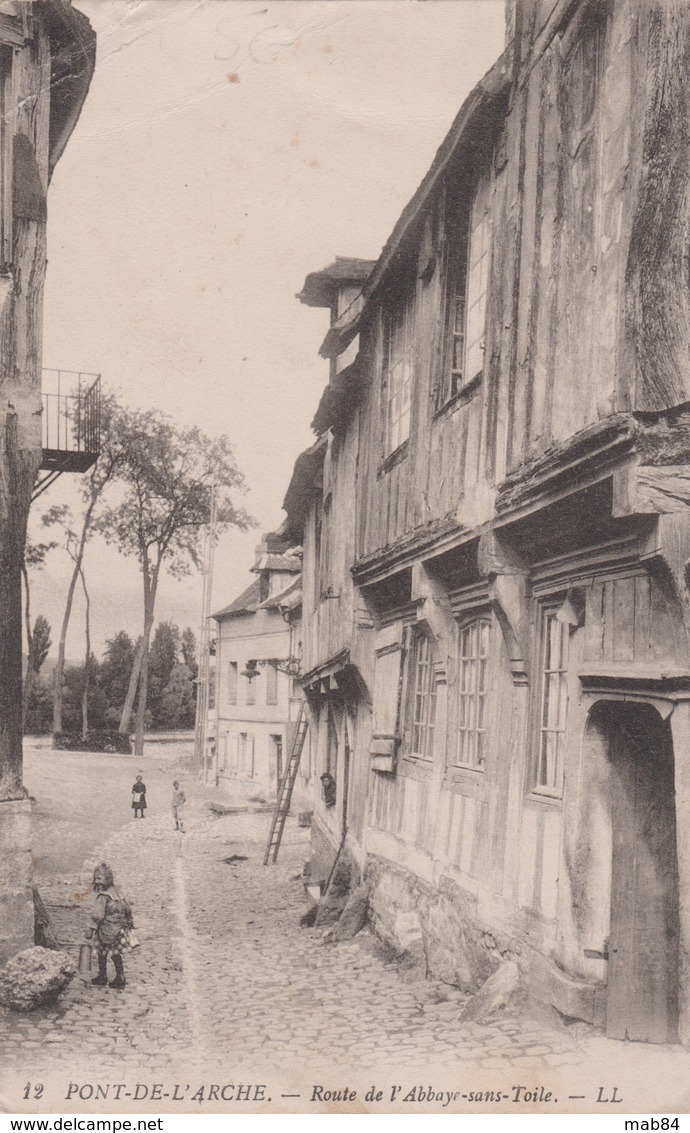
[364,853,607,1024]
[0,799,34,964]
[365,855,518,992]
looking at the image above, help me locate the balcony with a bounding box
[33,369,101,499]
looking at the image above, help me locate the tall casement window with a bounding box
[456,616,490,768]
[245,669,256,706]
[313,506,323,605]
[409,629,437,760]
[435,169,492,411]
[265,663,278,706]
[464,172,491,383]
[228,661,238,706]
[536,611,570,796]
[320,493,333,596]
[383,287,415,456]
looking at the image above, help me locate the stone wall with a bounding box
[0,799,33,964]
[365,855,519,992]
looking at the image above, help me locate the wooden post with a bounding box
[194,485,217,780]
[670,700,690,1047]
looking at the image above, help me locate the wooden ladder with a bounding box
[263,702,309,865]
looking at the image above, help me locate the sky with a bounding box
[28,0,505,662]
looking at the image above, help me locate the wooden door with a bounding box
[607,705,679,1043]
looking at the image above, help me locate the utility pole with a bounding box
[194,484,217,781]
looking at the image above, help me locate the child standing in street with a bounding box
[172,780,186,832]
[87,863,134,989]
[131,774,147,818]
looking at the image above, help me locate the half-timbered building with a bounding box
[283,0,690,1046]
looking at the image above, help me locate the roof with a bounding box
[212,579,261,621]
[251,549,302,575]
[43,1,97,179]
[297,257,377,309]
[281,436,327,541]
[311,356,364,435]
[312,48,512,361]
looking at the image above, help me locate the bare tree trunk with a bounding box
[53,498,96,735]
[80,566,90,741]
[133,564,160,758]
[119,634,144,734]
[133,624,152,758]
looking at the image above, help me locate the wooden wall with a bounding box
[355,2,652,565]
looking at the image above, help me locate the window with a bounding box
[409,630,436,760]
[320,493,333,596]
[266,663,278,705]
[246,671,256,706]
[270,733,283,786]
[228,661,238,706]
[239,732,254,775]
[435,169,491,411]
[383,287,415,456]
[464,172,491,384]
[535,611,570,795]
[456,617,490,768]
[326,703,339,777]
[208,666,216,711]
[313,507,323,605]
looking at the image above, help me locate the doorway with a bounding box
[269,734,283,796]
[592,701,680,1043]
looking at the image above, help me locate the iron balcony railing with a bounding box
[40,368,101,474]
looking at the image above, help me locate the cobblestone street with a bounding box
[2,751,690,1114]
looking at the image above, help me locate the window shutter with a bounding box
[370,641,405,762]
[228,662,238,705]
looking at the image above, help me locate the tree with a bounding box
[97,409,252,756]
[147,621,180,724]
[157,662,196,730]
[43,393,125,735]
[59,660,106,734]
[99,630,136,722]
[30,615,52,674]
[24,677,53,735]
[181,626,198,680]
[22,615,51,733]
[21,541,56,733]
[79,564,92,739]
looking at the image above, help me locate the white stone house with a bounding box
[212,537,311,806]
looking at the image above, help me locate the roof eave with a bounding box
[41,0,97,180]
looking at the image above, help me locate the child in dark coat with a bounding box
[131,775,147,818]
